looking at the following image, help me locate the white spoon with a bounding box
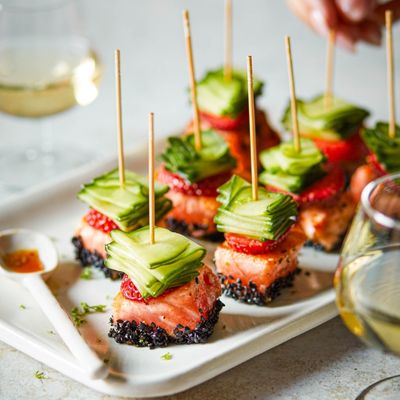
[0,229,108,380]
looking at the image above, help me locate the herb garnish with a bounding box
[19,304,26,310]
[80,267,93,280]
[34,371,48,380]
[161,352,173,360]
[70,302,107,327]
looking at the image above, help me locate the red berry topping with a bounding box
[266,165,346,205]
[366,153,387,176]
[120,274,146,302]
[85,209,118,233]
[157,165,232,197]
[225,229,290,255]
[313,131,368,163]
[298,165,346,204]
[200,108,248,131]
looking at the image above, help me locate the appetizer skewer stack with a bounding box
[107,113,223,348]
[260,37,356,252]
[158,11,236,239]
[350,11,400,201]
[214,56,306,305]
[72,50,172,279]
[281,31,369,173]
[186,1,280,177]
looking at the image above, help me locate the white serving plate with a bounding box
[0,146,339,398]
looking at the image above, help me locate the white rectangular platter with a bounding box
[0,146,339,398]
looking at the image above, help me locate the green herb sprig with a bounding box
[70,302,106,327]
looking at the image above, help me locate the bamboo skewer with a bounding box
[324,30,336,109]
[148,112,155,245]
[183,10,202,150]
[284,36,301,153]
[247,55,258,201]
[115,49,125,187]
[386,10,396,139]
[224,0,233,81]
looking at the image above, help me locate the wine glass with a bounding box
[0,0,102,194]
[335,172,400,400]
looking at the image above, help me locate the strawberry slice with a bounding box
[121,274,174,302]
[298,165,346,204]
[120,274,146,302]
[313,131,368,163]
[85,209,118,233]
[366,153,387,176]
[200,108,248,131]
[225,229,290,255]
[157,165,232,197]
[266,165,346,205]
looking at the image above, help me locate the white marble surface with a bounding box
[1,0,400,399]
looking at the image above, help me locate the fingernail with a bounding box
[310,9,329,36]
[336,35,356,52]
[338,1,366,22]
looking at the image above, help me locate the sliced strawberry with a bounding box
[298,165,346,204]
[121,274,174,303]
[366,153,387,176]
[200,108,248,131]
[84,209,118,233]
[224,229,290,255]
[120,274,146,302]
[157,165,232,197]
[313,131,368,163]
[266,165,346,205]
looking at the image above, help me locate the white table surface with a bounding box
[1,1,400,399]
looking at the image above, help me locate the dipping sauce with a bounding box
[3,249,44,273]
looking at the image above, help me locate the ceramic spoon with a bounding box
[0,229,108,380]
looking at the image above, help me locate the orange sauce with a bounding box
[3,249,44,273]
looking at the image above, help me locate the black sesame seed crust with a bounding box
[218,271,298,306]
[303,233,345,253]
[108,299,224,348]
[165,218,224,242]
[71,236,123,280]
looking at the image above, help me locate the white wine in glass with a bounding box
[0,0,103,193]
[335,172,400,399]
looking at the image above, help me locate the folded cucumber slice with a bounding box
[105,227,206,298]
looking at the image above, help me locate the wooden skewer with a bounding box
[224,0,233,81]
[284,36,301,153]
[324,29,336,109]
[115,49,125,187]
[148,112,155,245]
[182,10,202,150]
[247,55,258,201]
[386,10,396,139]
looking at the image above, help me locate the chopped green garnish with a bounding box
[362,122,400,173]
[259,139,326,193]
[215,175,298,241]
[282,95,369,140]
[105,227,205,299]
[161,352,173,360]
[78,168,172,232]
[70,302,107,327]
[34,371,48,380]
[196,68,263,118]
[160,130,235,183]
[80,267,93,280]
[19,304,26,310]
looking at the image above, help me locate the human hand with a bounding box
[287,0,400,50]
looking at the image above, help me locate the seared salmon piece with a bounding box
[74,219,110,259]
[350,164,379,202]
[298,191,357,251]
[215,228,306,304]
[163,190,220,238]
[109,266,223,347]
